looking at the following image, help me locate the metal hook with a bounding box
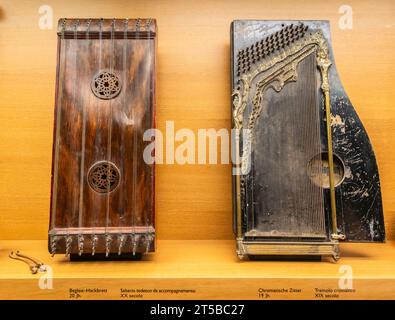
[9,251,46,274]
[9,251,35,272]
[15,251,44,267]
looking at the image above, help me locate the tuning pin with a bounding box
[118,234,126,256]
[91,235,98,256]
[78,235,84,256]
[50,236,57,257]
[105,234,112,257]
[147,18,153,30]
[145,234,152,253]
[135,18,141,31]
[73,19,79,33]
[65,235,73,257]
[132,234,137,256]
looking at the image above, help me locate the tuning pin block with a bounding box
[105,234,112,257]
[91,235,98,256]
[50,236,57,257]
[65,235,73,257]
[236,22,308,76]
[78,235,84,256]
[118,234,126,256]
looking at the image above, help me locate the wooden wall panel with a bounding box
[0,0,394,240]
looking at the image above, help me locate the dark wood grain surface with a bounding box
[49,19,156,256]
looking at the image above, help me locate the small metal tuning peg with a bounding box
[131,233,137,256]
[91,234,98,256]
[78,235,84,256]
[118,235,126,256]
[105,234,112,257]
[65,235,73,257]
[145,234,152,253]
[50,236,57,257]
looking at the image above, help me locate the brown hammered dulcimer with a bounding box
[49,18,156,259]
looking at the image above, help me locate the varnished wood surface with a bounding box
[0,240,395,299]
[0,0,394,240]
[50,19,155,251]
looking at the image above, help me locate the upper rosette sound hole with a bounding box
[91,70,122,100]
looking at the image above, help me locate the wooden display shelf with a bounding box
[0,240,395,299]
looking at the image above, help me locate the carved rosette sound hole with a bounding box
[91,71,122,100]
[87,161,120,193]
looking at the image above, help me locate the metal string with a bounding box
[316,55,325,234]
[90,18,104,255]
[77,19,91,243]
[104,19,116,253]
[51,18,67,231]
[115,18,129,255]
[301,58,310,234]
[65,19,80,256]
[50,19,68,256]
[312,51,325,235]
[145,19,153,252]
[131,18,141,254]
[117,18,128,236]
[301,53,325,236]
[252,50,325,238]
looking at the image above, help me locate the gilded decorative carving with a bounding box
[232,30,331,178]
